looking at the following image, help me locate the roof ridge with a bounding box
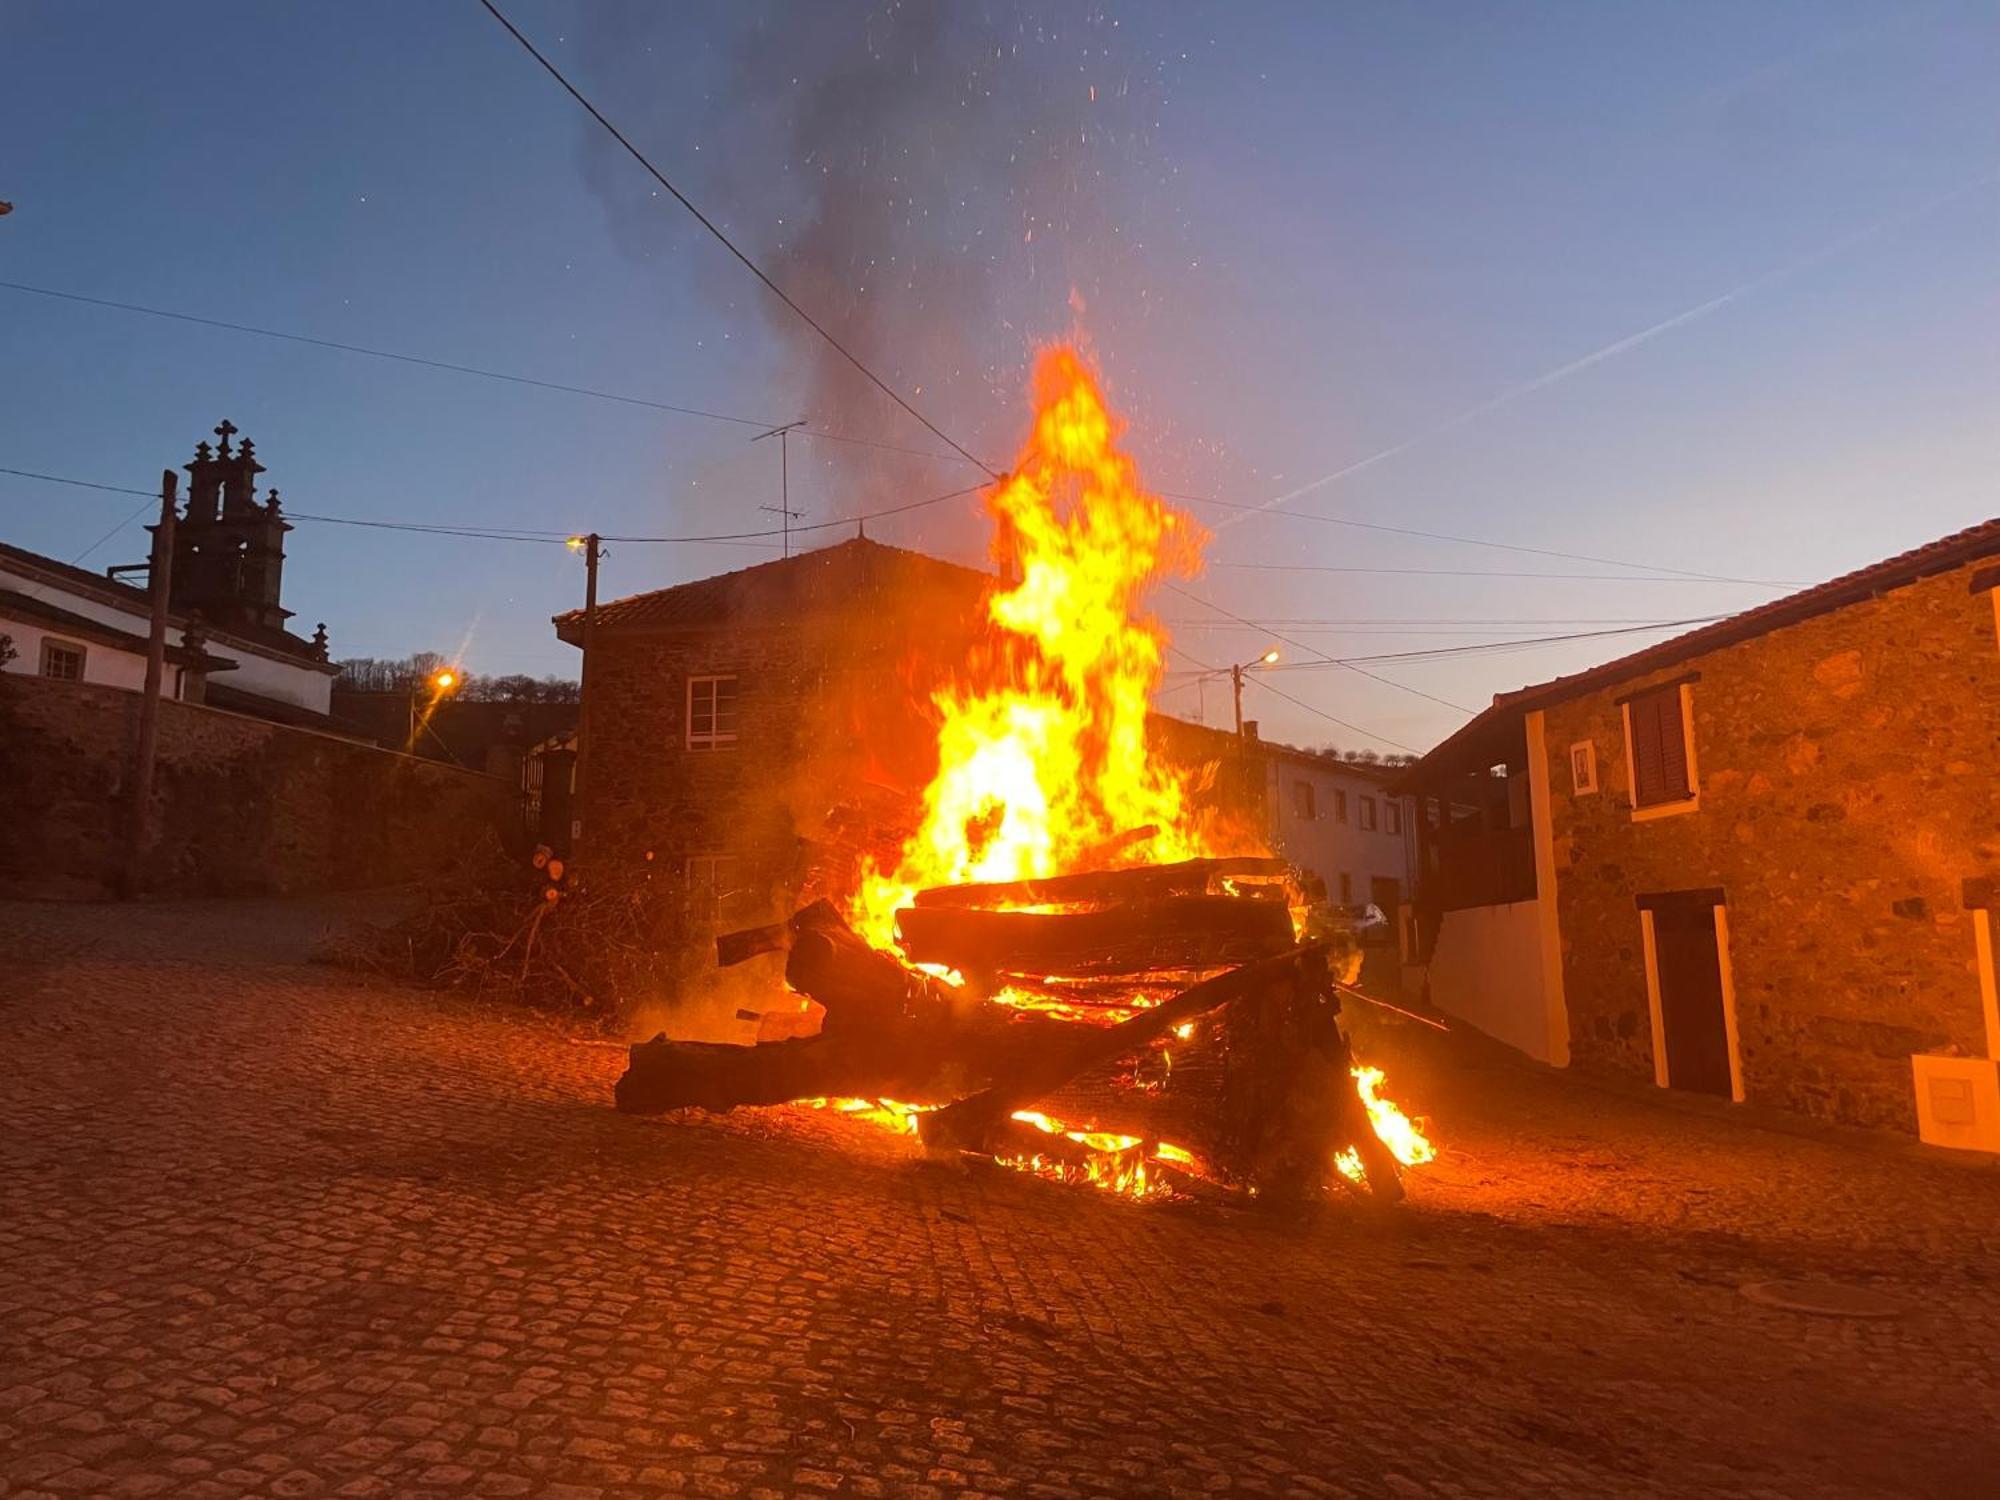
[1412,515,2000,773]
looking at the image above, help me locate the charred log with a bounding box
[895,895,1294,976]
[917,944,1325,1154]
[910,856,1291,911]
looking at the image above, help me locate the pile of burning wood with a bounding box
[615,853,1422,1205]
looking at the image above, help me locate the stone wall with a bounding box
[1543,562,1999,1131]
[0,675,517,899]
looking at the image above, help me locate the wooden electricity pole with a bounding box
[128,468,178,889]
[569,532,603,857]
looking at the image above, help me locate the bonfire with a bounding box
[617,346,1433,1205]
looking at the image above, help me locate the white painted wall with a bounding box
[208,629,333,713]
[0,557,331,713]
[1425,900,1560,1062]
[0,614,151,692]
[1266,757,1415,907]
[1,557,154,629]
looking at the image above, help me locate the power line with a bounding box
[1162,489,1800,587]
[0,462,987,549]
[0,279,972,467]
[476,0,998,481]
[1161,640,1420,754]
[1246,673,1424,756]
[1262,615,1728,667]
[1163,582,1475,716]
[1207,560,1790,583]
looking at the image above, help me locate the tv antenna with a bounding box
[753,419,808,557]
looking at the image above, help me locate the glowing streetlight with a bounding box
[1230,648,1280,738]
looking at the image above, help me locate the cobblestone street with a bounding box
[3,898,1997,1500]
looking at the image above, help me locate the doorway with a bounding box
[1639,891,1737,1099]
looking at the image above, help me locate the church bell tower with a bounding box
[171,420,295,636]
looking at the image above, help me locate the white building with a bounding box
[1258,741,1418,922]
[0,423,337,719]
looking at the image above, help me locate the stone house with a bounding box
[551,537,1272,956]
[1399,518,1999,1145]
[552,538,995,934]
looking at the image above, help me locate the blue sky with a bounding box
[2,1,1994,752]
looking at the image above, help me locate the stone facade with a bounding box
[565,541,1275,954]
[0,674,516,899]
[1543,560,1998,1131]
[569,543,993,934]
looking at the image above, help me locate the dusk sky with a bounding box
[4,1,1995,753]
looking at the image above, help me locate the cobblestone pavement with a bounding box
[3,899,1998,1500]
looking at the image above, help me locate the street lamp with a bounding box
[1230,648,1280,738]
[409,666,461,753]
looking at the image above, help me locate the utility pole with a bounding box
[753,419,807,557]
[128,468,178,891]
[1230,649,1281,739]
[567,532,604,857]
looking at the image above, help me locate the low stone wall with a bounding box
[0,675,517,898]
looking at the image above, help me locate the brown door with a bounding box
[1650,899,1732,1097]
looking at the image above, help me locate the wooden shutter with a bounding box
[1630,686,1690,806]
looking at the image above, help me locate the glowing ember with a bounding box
[1334,1066,1436,1184]
[853,346,1213,949]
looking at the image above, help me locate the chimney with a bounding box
[1242,720,1260,743]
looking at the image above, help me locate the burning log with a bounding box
[910,856,1291,910]
[619,902,1069,1115]
[916,944,1324,1153]
[894,895,1294,976]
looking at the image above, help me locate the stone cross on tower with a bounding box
[213,419,238,456]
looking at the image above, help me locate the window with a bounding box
[685,675,739,750]
[1338,872,1353,904]
[1292,781,1316,821]
[1624,683,1695,812]
[1385,800,1403,836]
[1570,740,1599,795]
[1358,795,1378,831]
[1332,789,1348,824]
[39,639,85,681]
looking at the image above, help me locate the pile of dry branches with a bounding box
[321,841,701,1024]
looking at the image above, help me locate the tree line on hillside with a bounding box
[334,653,580,704]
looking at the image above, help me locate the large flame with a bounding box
[823,345,1431,1201]
[854,347,1210,947]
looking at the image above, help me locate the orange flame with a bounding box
[854,346,1212,947]
[814,346,1436,1202]
[1334,1066,1437,1184]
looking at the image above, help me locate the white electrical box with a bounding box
[1911,1055,2000,1153]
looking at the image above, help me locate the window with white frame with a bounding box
[1570,740,1599,795]
[1292,780,1316,820]
[1332,789,1348,824]
[1385,800,1403,836]
[40,638,85,681]
[1358,795,1378,831]
[685,674,739,750]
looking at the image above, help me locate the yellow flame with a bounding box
[853,346,1215,947]
[1334,1066,1436,1184]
